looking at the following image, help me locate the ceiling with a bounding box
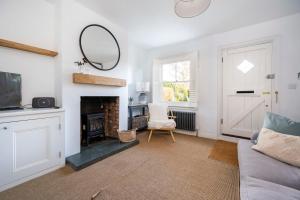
[77,0,300,49]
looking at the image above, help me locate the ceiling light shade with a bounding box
[174,0,211,18]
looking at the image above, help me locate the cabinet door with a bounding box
[0,123,13,186]
[1,117,63,185]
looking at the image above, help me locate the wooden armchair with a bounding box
[147,103,176,143]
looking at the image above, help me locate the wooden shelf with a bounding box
[73,73,126,87]
[0,38,58,57]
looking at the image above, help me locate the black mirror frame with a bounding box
[79,24,121,71]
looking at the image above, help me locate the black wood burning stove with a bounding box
[81,113,105,146]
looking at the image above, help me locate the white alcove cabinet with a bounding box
[0,109,65,192]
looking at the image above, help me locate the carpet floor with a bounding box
[0,132,240,200]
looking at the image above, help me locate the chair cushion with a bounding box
[148,119,176,129]
[148,103,168,121]
[238,139,300,190]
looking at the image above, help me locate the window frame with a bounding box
[162,61,191,103]
[153,52,198,108]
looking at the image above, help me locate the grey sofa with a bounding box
[238,139,300,200]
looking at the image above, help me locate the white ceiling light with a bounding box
[174,0,212,18]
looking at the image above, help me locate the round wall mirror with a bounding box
[79,24,120,71]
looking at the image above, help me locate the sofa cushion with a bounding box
[238,139,300,190]
[263,112,300,136]
[240,176,300,200]
[250,132,259,144]
[252,128,300,167]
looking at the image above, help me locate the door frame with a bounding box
[217,36,280,141]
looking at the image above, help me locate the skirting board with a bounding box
[197,131,218,140]
[0,163,65,192]
[174,130,219,139]
[218,134,241,143]
[174,129,198,136]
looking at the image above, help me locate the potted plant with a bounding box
[128,96,134,105]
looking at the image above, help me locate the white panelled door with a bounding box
[222,43,273,138]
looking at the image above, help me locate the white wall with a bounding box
[0,0,131,157]
[57,0,130,156]
[128,44,148,103]
[146,13,300,139]
[0,0,57,106]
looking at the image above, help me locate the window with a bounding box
[237,60,254,74]
[153,52,197,107]
[162,61,190,102]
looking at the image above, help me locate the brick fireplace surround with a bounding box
[80,96,120,145]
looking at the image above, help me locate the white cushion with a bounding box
[148,119,176,129]
[252,128,300,167]
[148,103,168,121]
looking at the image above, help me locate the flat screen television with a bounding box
[0,71,22,110]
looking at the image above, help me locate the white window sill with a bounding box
[167,103,198,111]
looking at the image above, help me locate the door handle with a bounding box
[275,91,278,104]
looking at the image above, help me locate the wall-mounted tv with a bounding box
[0,71,22,110]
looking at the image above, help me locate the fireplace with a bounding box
[66,95,139,170]
[81,96,119,147]
[81,113,105,146]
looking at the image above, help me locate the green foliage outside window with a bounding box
[163,82,190,102]
[162,60,190,103]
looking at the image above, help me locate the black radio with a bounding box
[32,97,55,108]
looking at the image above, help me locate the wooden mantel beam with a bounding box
[72,73,127,87]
